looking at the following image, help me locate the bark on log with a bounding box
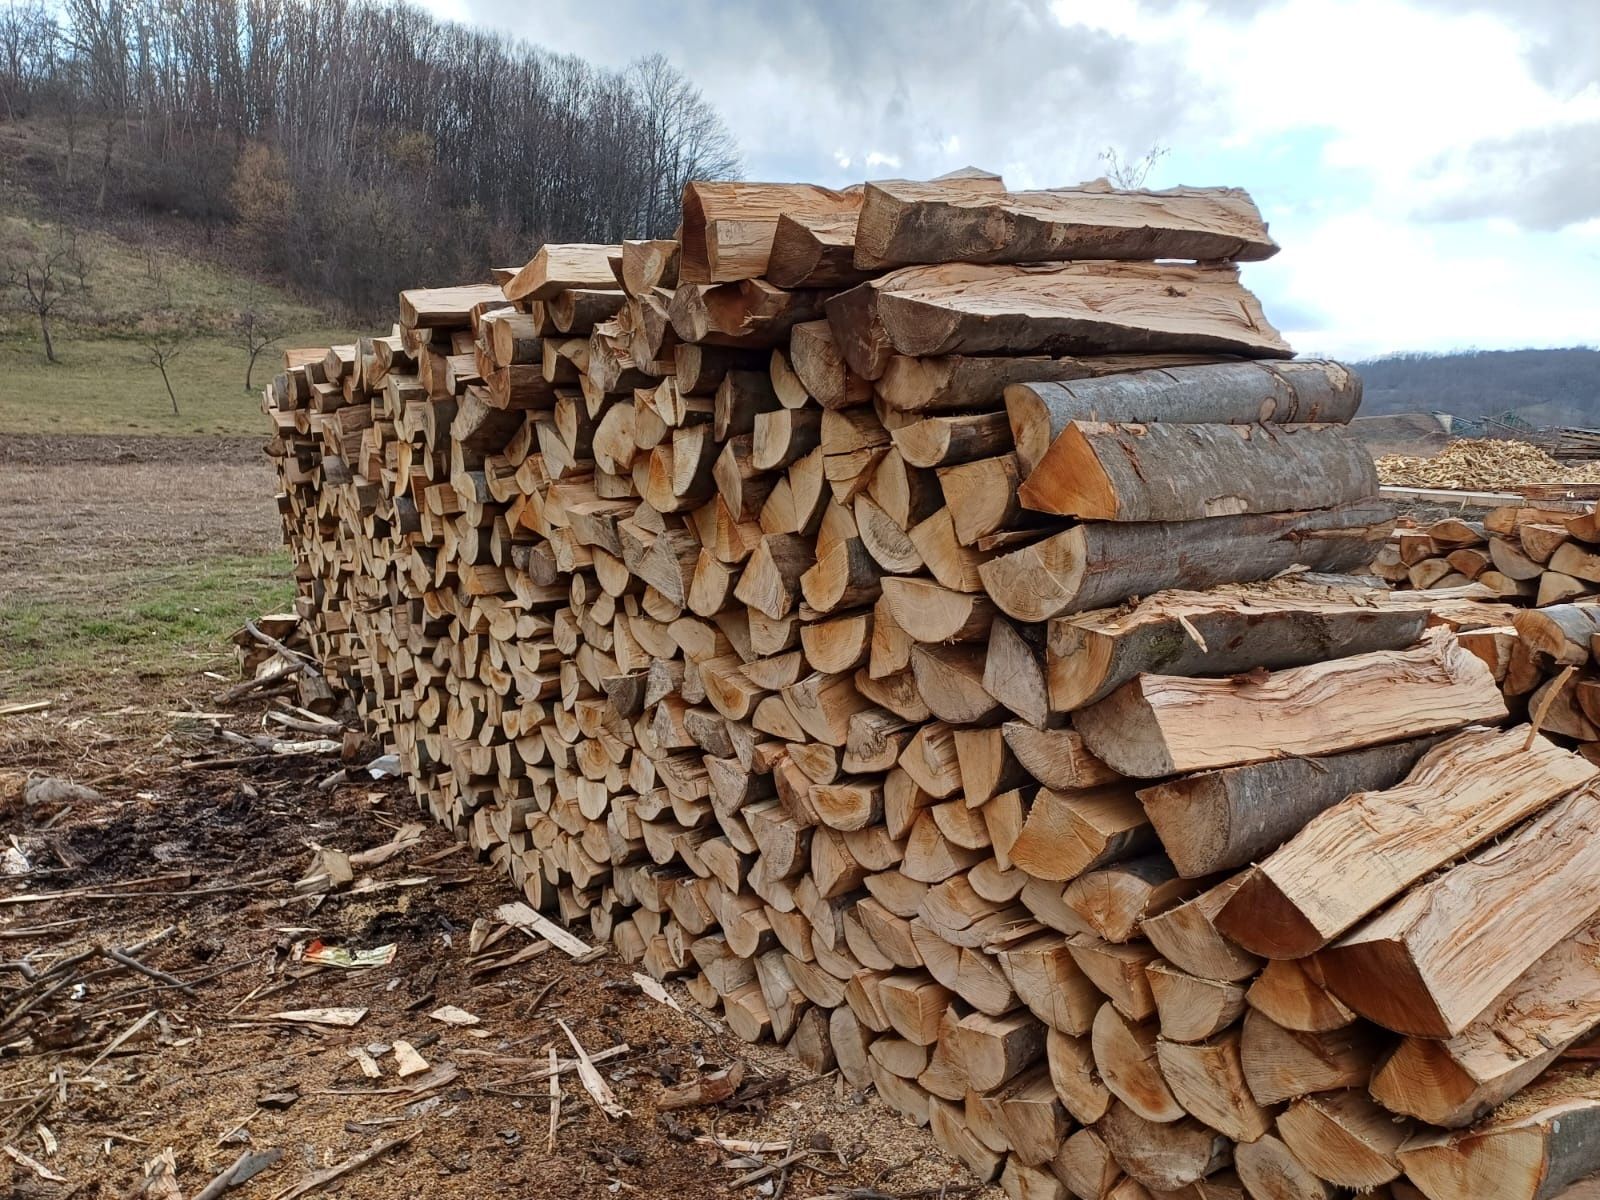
[1046,579,1428,713]
[1017,421,1377,522]
[1007,360,1362,475]
[1137,735,1448,879]
[978,500,1396,623]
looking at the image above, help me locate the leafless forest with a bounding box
[0,0,742,316]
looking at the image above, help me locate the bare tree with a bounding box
[1100,143,1170,190]
[141,321,190,415]
[2,225,91,363]
[236,306,281,392]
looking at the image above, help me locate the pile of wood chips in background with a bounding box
[260,172,1600,1200]
[1376,438,1600,490]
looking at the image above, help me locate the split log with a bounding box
[680,181,859,283]
[1238,1010,1381,1106]
[1016,421,1377,523]
[505,244,620,302]
[1216,726,1596,958]
[1317,786,1600,1038]
[1046,580,1428,713]
[1095,1101,1232,1192]
[1369,918,1600,1127]
[1137,734,1447,879]
[1232,1134,1338,1200]
[1155,1029,1274,1143]
[978,500,1395,622]
[1397,1065,1600,1200]
[1275,1090,1409,1188]
[1074,632,1507,778]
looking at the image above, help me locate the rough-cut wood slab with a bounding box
[1046,578,1428,712]
[1018,420,1377,522]
[978,500,1395,622]
[399,283,508,328]
[826,261,1292,381]
[1216,726,1596,957]
[1370,918,1600,1127]
[1007,360,1361,474]
[1398,1065,1600,1200]
[1074,632,1507,778]
[852,180,1278,270]
[1138,735,1447,879]
[680,182,860,283]
[505,244,620,302]
[1318,786,1600,1038]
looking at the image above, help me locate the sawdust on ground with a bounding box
[0,688,1001,1200]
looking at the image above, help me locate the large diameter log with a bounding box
[1074,631,1507,778]
[1216,726,1597,957]
[851,179,1278,270]
[977,500,1396,623]
[1018,420,1378,522]
[1370,918,1600,1127]
[1007,360,1362,474]
[826,261,1293,381]
[680,181,860,283]
[1137,735,1447,879]
[1317,786,1600,1038]
[1397,1064,1600,1200]
[1047,579,1429,712]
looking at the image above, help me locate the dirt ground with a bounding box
[0,434,279,604]
[0,435,997,1200]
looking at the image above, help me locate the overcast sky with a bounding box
[417,0,1599,360]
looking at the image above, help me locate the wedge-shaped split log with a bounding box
[1216,726,1597,958]
[1075,631,1508,778]
[1318,786,1600,1038]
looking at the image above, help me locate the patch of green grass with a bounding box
[0,331,348,434]
[0,550,296,692]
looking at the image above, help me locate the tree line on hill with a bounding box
[1354,348,1600,429]
[0,0,741,318]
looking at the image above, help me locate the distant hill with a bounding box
[1353,348,1600,429]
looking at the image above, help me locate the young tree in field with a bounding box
[139,307,191,416]
[235,307,281,392]
[2,225,91,363]
[1100,143,1170,189]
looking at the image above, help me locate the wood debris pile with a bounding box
[1376,437,1600,490]
[259,172,1600,1200]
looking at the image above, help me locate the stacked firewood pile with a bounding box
[262,174,1600,1200]
[1375,502,1600,605]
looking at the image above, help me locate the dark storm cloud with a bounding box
[450,0,1212,186]
[1423,121,1600,231]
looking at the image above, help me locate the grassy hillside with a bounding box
[1,208,349,435]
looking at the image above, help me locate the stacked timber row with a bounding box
[262,173,1600,1200]
[1373,501,1600,604]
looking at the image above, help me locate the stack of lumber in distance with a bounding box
[262,171,1600,1200]
[1372,501,1599,605]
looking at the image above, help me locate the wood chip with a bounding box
[495,901,593,958]
[269,1007,368,1027]
[632,972,684,1012]
[350,1048,382,1079]
[556,1019,629,1117]
[391,1040,429,1078]
[4,1144,66,1182]
[268,1134,413,1200]
[428,1005,481,1027]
